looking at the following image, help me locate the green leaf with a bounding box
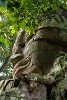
[0,41,5,47]
[19,20,26,29]
[10,25,16,35]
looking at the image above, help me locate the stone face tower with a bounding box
[0,27,67,100]
[9,27,67,100]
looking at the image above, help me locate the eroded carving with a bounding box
[10,27,67,84]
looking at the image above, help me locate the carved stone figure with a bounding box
[0,27,67,100]
[9,27,67,100]
[10,27,67,83]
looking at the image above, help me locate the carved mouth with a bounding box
[13,57,36,78]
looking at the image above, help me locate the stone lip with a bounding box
[10,54,23,60]
[10,54,23,66]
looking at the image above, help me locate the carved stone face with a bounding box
[23,28,63,75]
[11,27,64,78]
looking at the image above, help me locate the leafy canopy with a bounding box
[6,0,67,33]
